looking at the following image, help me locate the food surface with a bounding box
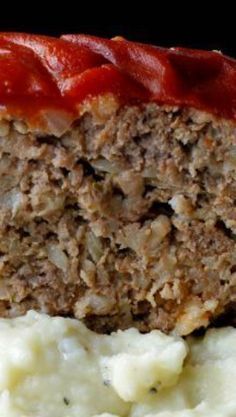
[0,33,235,417]
[0,311,235,417]
[0,34,235,334]
[0,33,236,121]
[0,98,236,334]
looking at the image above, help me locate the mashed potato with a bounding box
[0,311,235,417]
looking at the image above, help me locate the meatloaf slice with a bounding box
[0,34,235,335]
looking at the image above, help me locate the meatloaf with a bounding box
[0,34,235,335]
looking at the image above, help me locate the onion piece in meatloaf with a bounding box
[0,34,235,335]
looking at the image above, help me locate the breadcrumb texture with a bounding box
[0,96,236,335]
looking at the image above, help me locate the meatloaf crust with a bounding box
[0,34,235,335]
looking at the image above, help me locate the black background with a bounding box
[0,3,235,57]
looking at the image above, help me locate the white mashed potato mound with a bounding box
[0,311,235,417]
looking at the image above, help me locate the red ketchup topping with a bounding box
[0,33,236,124]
